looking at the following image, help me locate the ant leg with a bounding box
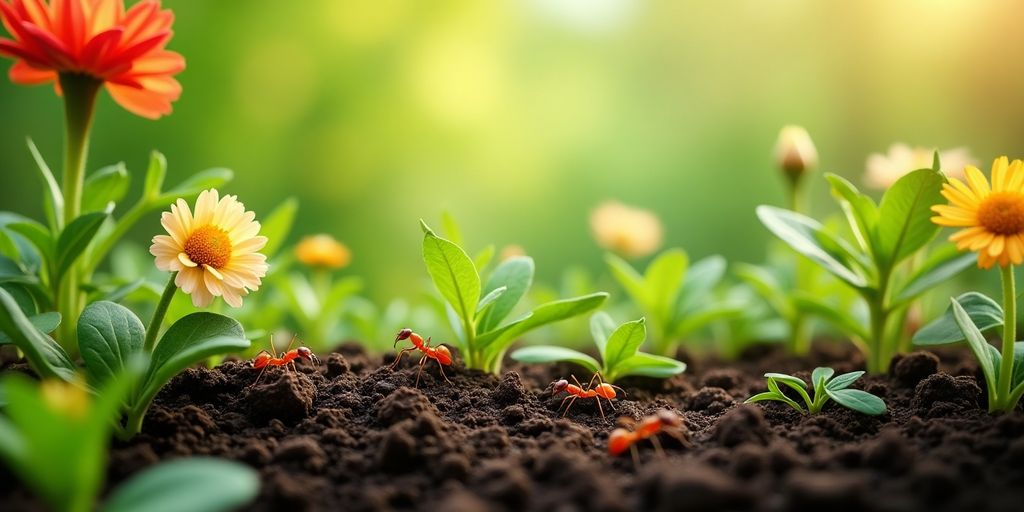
[595,396,607,420]
[610,384,627,398]
[269,335,278,360]
[556,394,573,415]
[251,365,269,387]
[284,334,297,354]
[389,348,415,370]
[630,445,641,467]
[561,396,579,417]
[436,360,453,385]
[571,374,588,391]
[414,355,428,388]
[650,435,666,457]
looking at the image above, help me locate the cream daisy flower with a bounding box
[150,189,269,307]
[590,201,663,259]
[865,143,975,190]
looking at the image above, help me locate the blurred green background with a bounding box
[2,0,1022,301]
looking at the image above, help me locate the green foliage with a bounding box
[419,220,607,373]
[102,458,259,512]
[605,249,740,356]
[511,313,686,382]
[745,367,886,415]
[757,168,975,372]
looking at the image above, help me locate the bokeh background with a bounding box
[2,0,1023,301]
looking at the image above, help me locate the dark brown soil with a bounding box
[2,342,1023,512]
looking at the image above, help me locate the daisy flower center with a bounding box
[977,192,1024,236]
[183,226,232,268]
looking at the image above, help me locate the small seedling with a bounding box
[390,328,454,387]
[745,367,886,416]
[250,335,322,386]
[511,313,686,383]
[608,409,689,466]
[550,372,623,419]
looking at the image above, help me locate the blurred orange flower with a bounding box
[295,234,351,270]
[0,0,184,119]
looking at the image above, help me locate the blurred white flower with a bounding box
[589,201,663,259]
[865,144,974,190]
[774,125,818,181]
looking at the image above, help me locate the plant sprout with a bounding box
[511,313,686,383]
[418,220,607,373]
[745,367,886,416]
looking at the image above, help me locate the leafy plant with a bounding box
[0,372,259,512]
[914,292,1024,413]
[605,249,741,356]
[419,220,608,373]
[745,367,886,415]
[757,162,976,372]
[510,313,686,382]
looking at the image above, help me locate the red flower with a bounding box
[0,0,184,119]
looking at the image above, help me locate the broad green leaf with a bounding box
[644,249,688,319]
[756,206,868,288]
[103,458,259,512]
[590,311,617,359]
[894,246,976,304]
[605,253,648,307]
[441,211,464,247]
[676,255,726,314]
[258,197,298,259]
[949,298,997,397]
[135,313,250,415]
[142,151,167,200]
[0,288,76,381]
[603,318,647,369]
[913,292,1002,345]
[811,367,834,387]
[671,303,742,338]
[474,245,495,272]
[825,173,879,253]
[78,301,144,386]
[734,263,795,319]
[421,221,481,326]
[825,388,886,415]
[82,164,129,213]
[26,138,63,228]
[792,292,870,340]
[509,346,600,373]
[0,312,60,345]
[611,352,686,380]
[55,212,108,281]
[477,256,533,332]
[877,168,945,266]
[476,292,609,350]
[6,221,55,264]
[158,168,234,203]
[0,229,18,261]
[825,371,864,391]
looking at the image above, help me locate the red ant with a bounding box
[551,372,625,419]
[390,328,453,387]
[250,335,321,385]
[608,409,689,465]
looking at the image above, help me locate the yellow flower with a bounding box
[865,143,974,190]
[150,189,268,307]
[40,380,88,420]
[932,157,1024,269]
[589,201,663,259]
[295,234,351,269]
[774,125,818,180]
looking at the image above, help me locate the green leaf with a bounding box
[792,292,870,340]
[441,211,464,247]
[811,367,835,387]
[605,253,648,307]
[477,256,533,332]
[103,458,259,512]
[0,229,19,261]
[877,168,945,266]
[78,301,145,387]
[0,288,76,381]
[0,312,60,345]
[476,286,507,314]
[476,292,608,350]
[676,254,725,314]
[765,373,807,390]
[756,206,868,288]
[134,313,250,415]
[55,212,108,281]
[913,292,1003,346]
[745,391,786,403]
[0,255,30,284]
[611,352,686,380]
[258,197,298,259]
[474,245,495,272]
[26,138,63,229]
[603,318,647,369]
[143,151,168,200]
[158,168,234,203]
[421,221,481,326]
[949,297,998,397]
[644,249,688,319]
[734,263,795,319]
[6,221,55,265]
[894,246,976,304]
[825,173,879,253]
[590,311,617,360]
[825,371,864,391]
[1013,342,1024,389]
[825,388,887,415]
[671,303,742,338]
[509,346,600,373]
[82,164,129,213]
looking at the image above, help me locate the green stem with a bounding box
[55,74,102,349]
[790,315,812,355]
[997,265,1016,412]
[144,273,178,352]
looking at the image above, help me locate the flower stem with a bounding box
[144,273,178,352]
[997,265,1016,412]
[55,73,101,349]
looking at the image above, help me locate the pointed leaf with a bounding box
[158,168,234,203]
[644,249,688,319]
[756,206,868,288]
[825,173,879,253]
[0,288,75,381]
[142,151,167,200]
[103,458,259,512]
[509,346,600,373]
[676,254,725,314]
[825,371,865,391]
[590,311,616,359]
[877,168,945,266]
[913,292,1003,346]
[82,164,129,213]
[55,212,108,281]
[476,292,608,350]
[605,253,648,307]
[476,286,507,315]
[26,138,63,228]
[948,298,998,396]
[478,256,533,332]
[421,221,480,326]
[611,352,686,380]
[603,318,647,369]
[0,312,60,345]
[895,246,976,304]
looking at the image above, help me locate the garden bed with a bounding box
[4,343,1023,512]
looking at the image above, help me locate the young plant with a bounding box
[606,249,740,356]
[419,220,608,373]
[510,313,686,383]
[757,160,976,372]
[745,367,886,416]
[0,372,259,512]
